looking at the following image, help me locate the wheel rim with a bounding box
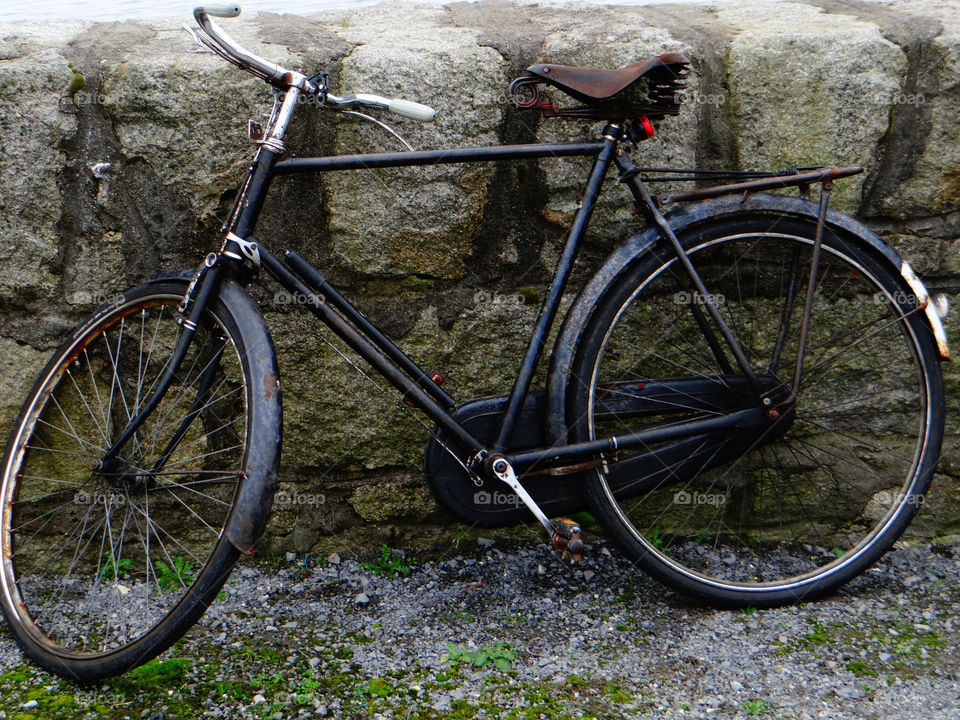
[586,231,932,596]
[0,292,248,658]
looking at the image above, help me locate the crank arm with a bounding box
[489,456,585,561]
[489,456,559,538]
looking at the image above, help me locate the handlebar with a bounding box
[202,3,240,17]
[193,5,287,85]
[326,93,437,121]
[189,5,436,122]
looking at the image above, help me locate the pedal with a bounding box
[552,518,584,564]
[488,456,585,563]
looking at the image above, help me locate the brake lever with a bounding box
[181,23,270,81]
[183,24,238,64]
[182,24,208,50]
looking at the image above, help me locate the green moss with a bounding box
[603,682,632,704]
[66,70,85,98]
[846,660,878,677]
[0,666,36,684]
[359,677,394,698]
[401,275,438,291]
[794,620,833,648]
[125,657,191,687]
[516,287,539,305]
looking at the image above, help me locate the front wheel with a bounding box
[568,213,945,607]
[0,276,279,680]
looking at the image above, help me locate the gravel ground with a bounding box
[2,536,960,719]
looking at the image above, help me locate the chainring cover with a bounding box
[423,390,587,527]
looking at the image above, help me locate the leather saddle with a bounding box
[510,52,690,121]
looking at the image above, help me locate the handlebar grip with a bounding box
[197,4,241,18]
[388,98,436,122]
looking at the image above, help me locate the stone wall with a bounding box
[1,0,959,554]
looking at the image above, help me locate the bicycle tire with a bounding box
[568,212,944,607]
[0,276,280,680]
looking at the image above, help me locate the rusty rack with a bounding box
[643,165,864,206]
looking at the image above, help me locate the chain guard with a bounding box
[423,390,587,527]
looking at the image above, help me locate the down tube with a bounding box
[257,246,485,457]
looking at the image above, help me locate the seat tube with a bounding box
[493,123,622,451]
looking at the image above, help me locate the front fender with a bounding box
[216,279,282,554]
[545,193,949,445]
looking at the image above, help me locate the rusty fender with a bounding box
[216,279,283,554]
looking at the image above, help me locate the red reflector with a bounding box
[637,116,655,140]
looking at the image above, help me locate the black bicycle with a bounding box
[0,4,948,681]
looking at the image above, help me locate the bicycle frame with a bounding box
[98,81,862,510]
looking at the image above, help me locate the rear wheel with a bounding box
[0,277,276,680]
[568,214,944,607]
